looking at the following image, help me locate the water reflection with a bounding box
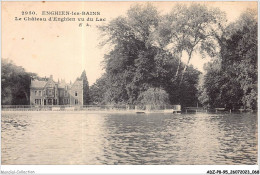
[1,112,257,165]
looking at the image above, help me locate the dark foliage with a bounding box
[1,59,37,105]
[200,10,257,110]
[95,4,201,106]
[79,70,91,105]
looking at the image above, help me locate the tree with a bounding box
[98,3,202,107]
[98,3,160,104]
[89,74,109,105]
[137,87,169,109]
[199,9,257,110]
[154,3,225,83]
[1,58,37,105]
[79,70,91,105]
[223,10,257,109]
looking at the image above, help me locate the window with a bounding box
[39,91,42,96]
[75,91,78,96]
[35,99,41,105]
[65,91,68,97]
[35,91,37,96]
[63,99,70,105]
[75,99,78,105]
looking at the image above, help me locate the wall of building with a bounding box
[30,89,45,105]
[30,78,83,106]
[58,88,71,105]
[69,80,83,105]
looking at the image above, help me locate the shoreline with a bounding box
[1,110,256,115]
[1,110,179,114]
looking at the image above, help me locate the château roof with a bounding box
[31,76,82,89]
[58,82,66,88]
[30,80,47,88]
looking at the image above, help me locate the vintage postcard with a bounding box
[1,1,258,174]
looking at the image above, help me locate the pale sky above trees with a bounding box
[2,1,257,85]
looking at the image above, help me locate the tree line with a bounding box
[2,3,257,110]
[90,3,257,110]
[90,3,212,107]
[2,59,36,105]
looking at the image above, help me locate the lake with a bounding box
[1,112,258,165]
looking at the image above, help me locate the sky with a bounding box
[2,1,257,85]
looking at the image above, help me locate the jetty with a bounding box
[183,107,255,113]
[134,105,181,114]
[184,107,206,113]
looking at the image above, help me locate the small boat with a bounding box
[136,111,146,114]
[173,110,181,114]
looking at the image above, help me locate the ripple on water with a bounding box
[1,112,258,165]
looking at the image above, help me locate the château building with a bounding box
[30,75,83,106]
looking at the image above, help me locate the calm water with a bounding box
[1,112,258,165]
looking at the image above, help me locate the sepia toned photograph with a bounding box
[1,0,258,170]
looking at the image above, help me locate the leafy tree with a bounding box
[154,3,225,83]
[89,74,108,104]
[1,58,37,105]
[98,3,160,104]
[224,10,257,109]
[98,3,202,106]
[199,9,257,110]
[202,60,222,108]
[179,66,201,107]
[138,87,169,108]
